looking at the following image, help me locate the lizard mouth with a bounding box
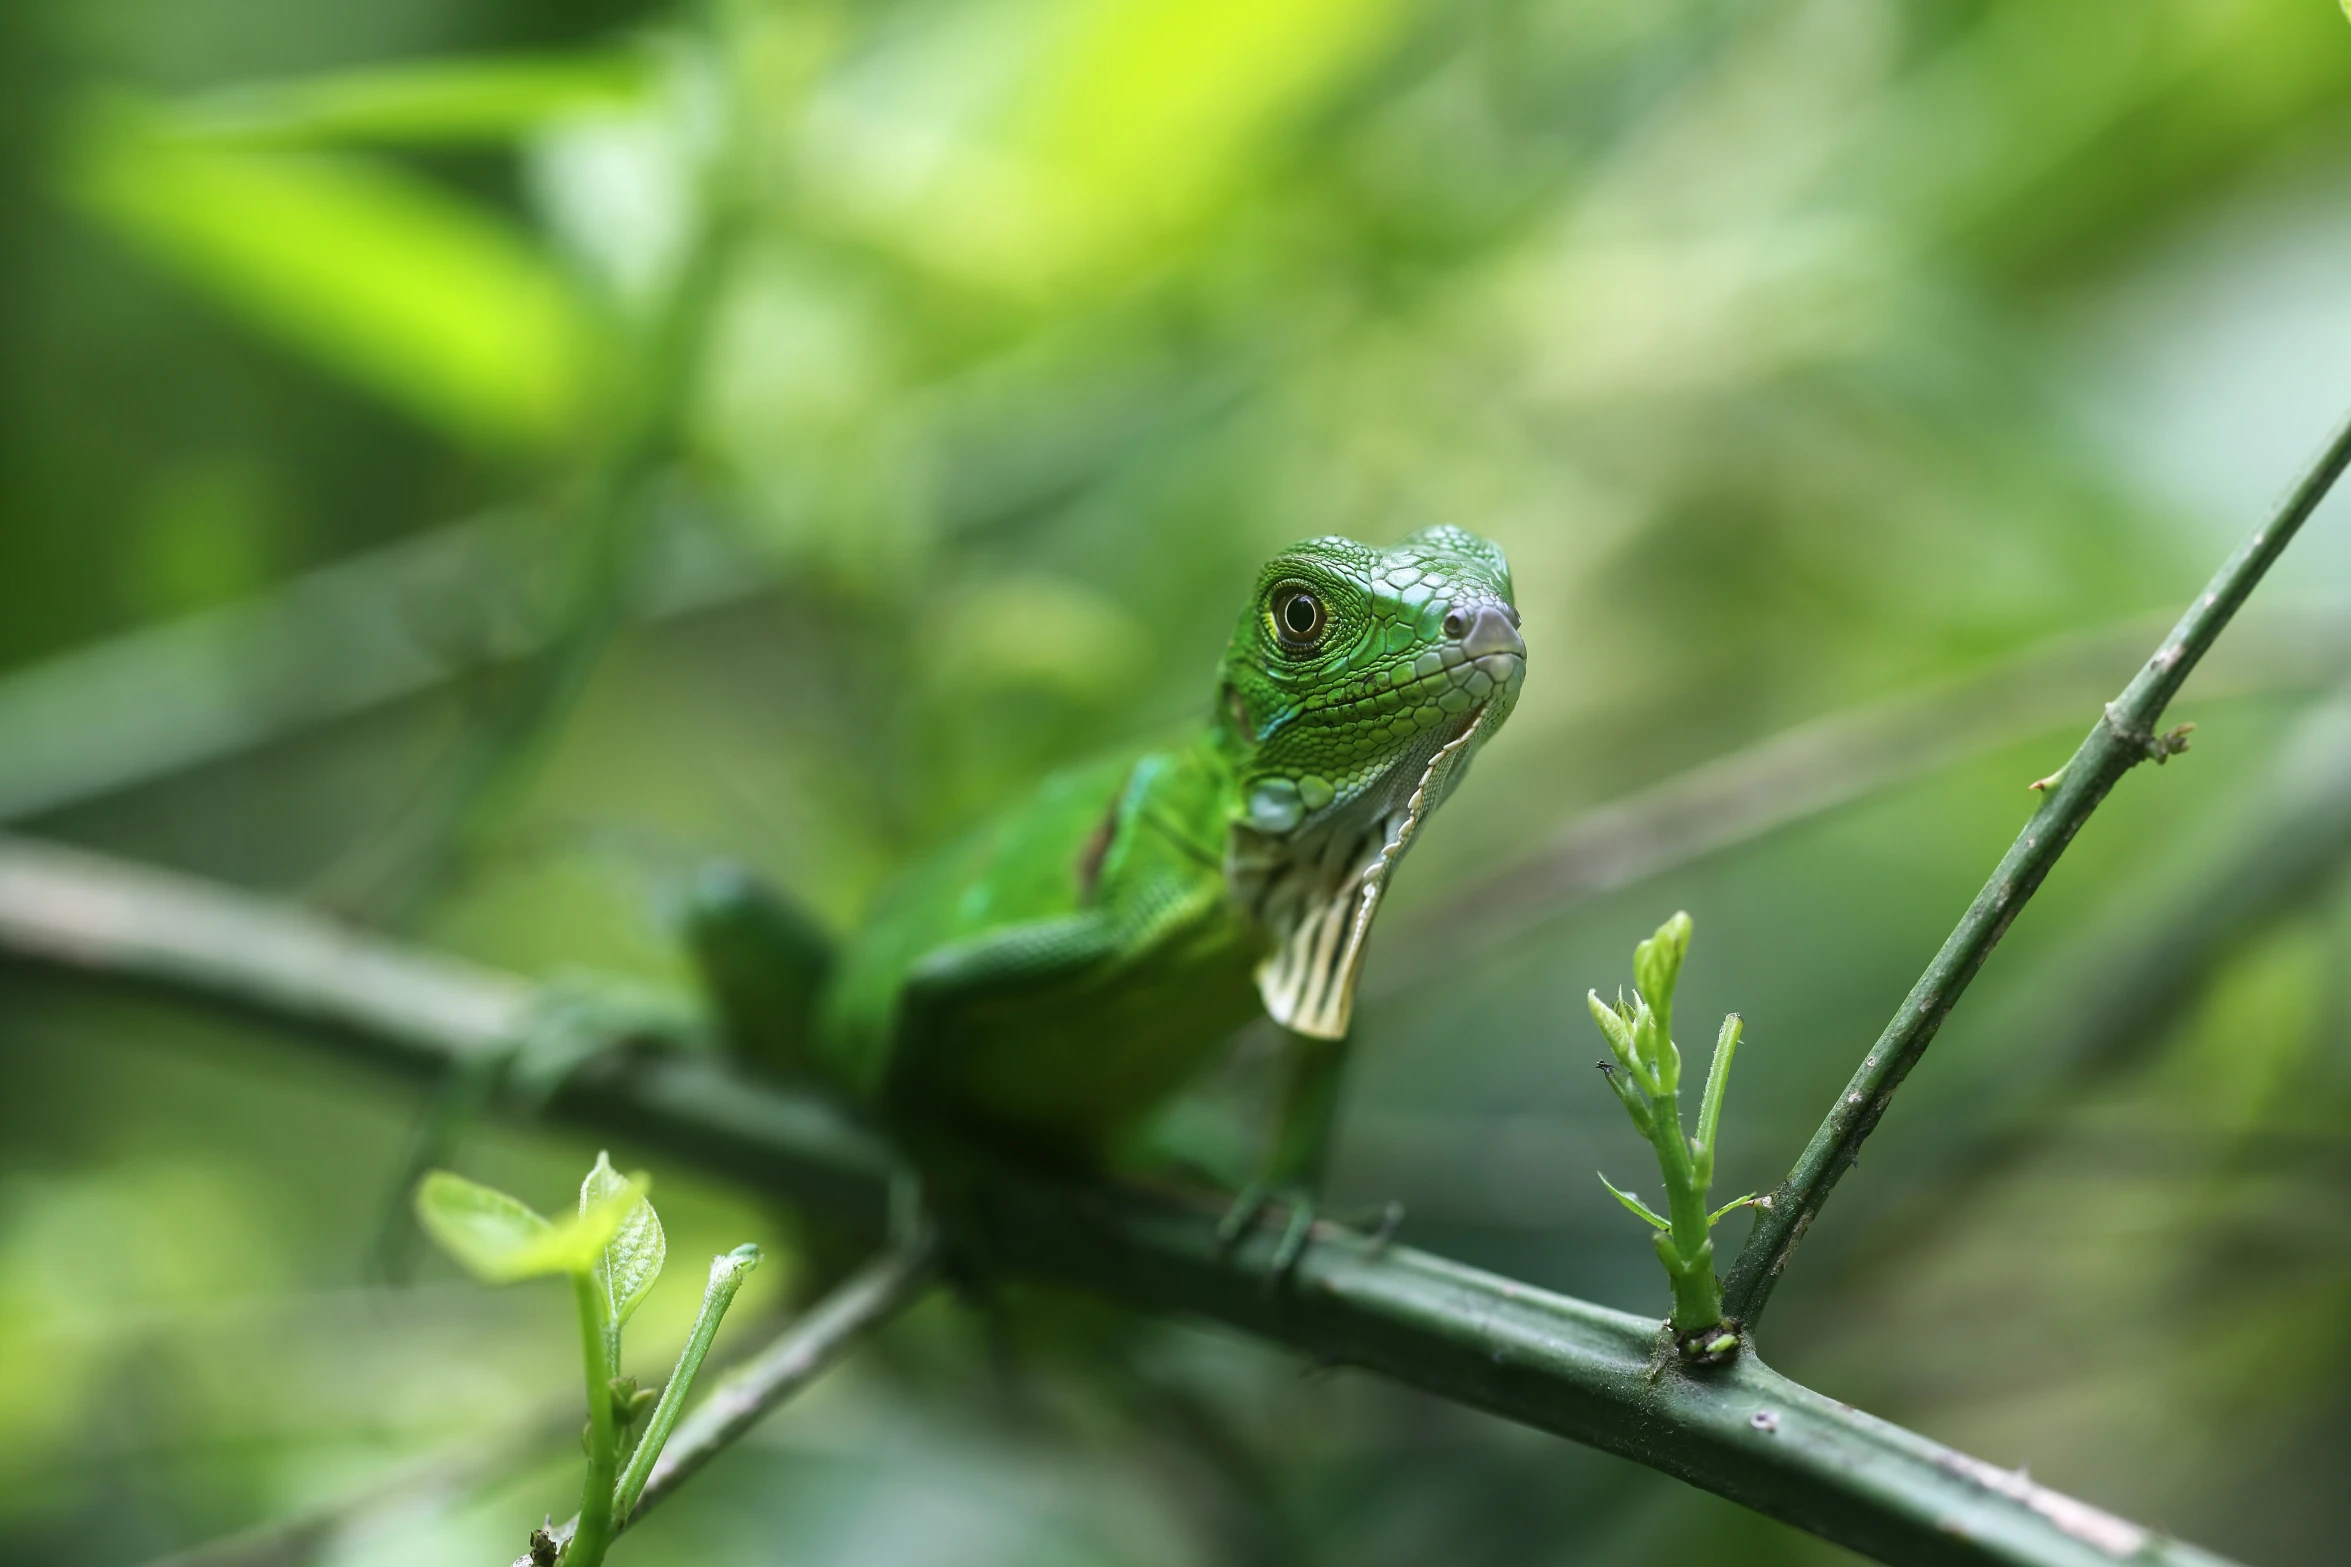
[1233,705,1491,1040]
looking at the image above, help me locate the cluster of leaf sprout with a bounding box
[416,1156,760,1567]
[1586,912,1753,1360]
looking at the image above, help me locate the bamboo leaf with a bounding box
[64,97,595,451]
[163,51,653,148]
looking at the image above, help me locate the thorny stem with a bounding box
[1641,1057,1719,1334]
[1722,406,2351,1332]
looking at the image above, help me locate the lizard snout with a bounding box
[1449,601,1525,663]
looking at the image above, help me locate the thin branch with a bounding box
[1723,408,2351,1330]
[630,1233,939,1521]
[317,33,762,923]
[1802,680,2351,1292]
[0,833,900,1222]
[521,1235,940,1564]
[1375,601,2351,997]
[0,509,774,828]
[0,835,2244,1567]
[138,1389,583,1567]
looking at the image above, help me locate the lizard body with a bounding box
[690,525,1525,1181]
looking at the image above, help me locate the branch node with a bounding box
[2101,703,2195,764]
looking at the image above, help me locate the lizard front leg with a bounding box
[1217,1027,1400,1285]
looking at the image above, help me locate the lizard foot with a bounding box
[1217,1181,1312,1290]
[1215,1181,1273,1255]
[1218,1189,1405,1292]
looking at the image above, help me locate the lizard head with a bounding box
[1213,524,1525,1039]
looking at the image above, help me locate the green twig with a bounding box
[628,1231,939,1523]
[1375,602,2351,1002]
[522,1233,938,1564]
[321,33,756,925]
[1723,407,2351,1331]
[566,1273,622,1567]
[610,1244,763,1523]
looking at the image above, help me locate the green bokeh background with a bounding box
[6,1,2351,1563]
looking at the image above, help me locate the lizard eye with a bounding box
[1269,585,1325,652]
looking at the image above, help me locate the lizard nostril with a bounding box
[1442,608,1470,638]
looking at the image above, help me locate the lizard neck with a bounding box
[1206,718,1481,1041]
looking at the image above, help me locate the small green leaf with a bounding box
[414,1172,551,1281]
[1587,990,1637,1071]
[581,1151,664,1327]
[1708,1193,1758,1226]
[1599,1173,1670,1230]
[414,1168,642,1284]
[1695,1013,1744,1159]
[1632,911,1691,1015]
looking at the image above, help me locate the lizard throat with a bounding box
[1226,717,1485,1039]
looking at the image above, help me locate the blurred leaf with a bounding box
[1632,911,1691,1015]
[1020,0,1403,207]
[823,0,1408,291]
[933,574,1144,699]
[160,51,654,148]
[414,1168,639,1284]
[64,96,595,451]
[580,1151,664,1327]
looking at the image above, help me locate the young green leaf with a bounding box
[414,1169,642,1284]
[1632,911,1691,1016]
[611,1243,763,1523]
[1586,990,1638,1072]
[1695,1013,1744,1159]
[1708,1193,1759,1226]
[581,1151,664,1328]
[1598,1173,1671,1230]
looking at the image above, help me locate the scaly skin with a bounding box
[696,526,1526,1180]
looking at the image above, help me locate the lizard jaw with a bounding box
[1233,714,1487,1040]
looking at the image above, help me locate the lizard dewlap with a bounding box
[725,526,1524,1169]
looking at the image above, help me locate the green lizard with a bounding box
[684,525,1524,1249]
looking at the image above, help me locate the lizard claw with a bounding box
[1267,1194,1317,1290]
[1216,1182,1271,1254]
[1218,1188,1404,1288]
[1218,1184,1323,1293]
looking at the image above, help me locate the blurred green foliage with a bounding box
[5,0,2351,1563]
